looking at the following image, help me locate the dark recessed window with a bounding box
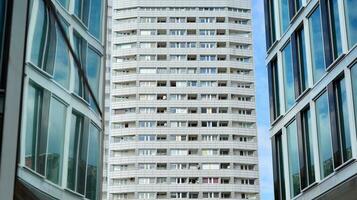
[265,0,276,48]
[268,57,280,122]
[296,27,308,92]
[272,132,286,200]
[301,108,315,186]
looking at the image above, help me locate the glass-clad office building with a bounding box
[264,0,357,199]
[0,0,106,199]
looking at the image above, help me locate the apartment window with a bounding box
[282,42,295,111]
[286,120,301,197]
[344,0,357,48]
[268,57,280,121]
[309,6,326,83]
[279,0,290,34]
[138,192,155,199]
[315,92,333,178]
[334,77,352,161]
[352,64,357,131]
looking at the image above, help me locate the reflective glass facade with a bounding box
[265,0,357,199]
[14,0,105,199]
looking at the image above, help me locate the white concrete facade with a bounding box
[105,0,259,199]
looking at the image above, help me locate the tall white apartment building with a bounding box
[106,0,259,199]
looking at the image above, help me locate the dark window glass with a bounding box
[24,84,43,170]
[302,109,315,185]
[86,47,101,99]
[273,133,286,200]
[295,0,303,13]
[279,0,290,34]
[352,64,357,134]
[344,0,357,48]
[315,92,334,178]
[67,113,83,191]
[266,0,276,47]
[297,27,308,91]
[46,97,66,184]
[88,0,102,40]
[29,1,48,68]
[329,0,343,58]
[0,0,5,65]
[287,120,301,197]
[86,124,100,200]
[268,58,280,121]
[309,6,326,83]
[282,42,295,111]
[334,78,352,161]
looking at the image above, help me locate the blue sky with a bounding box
[252,0,274,199]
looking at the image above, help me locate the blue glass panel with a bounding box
[29,1,47,68]
[89,0,102,40]
[315,92,333,178]
[309,7,326,83]
[86,47,101,99]
[46,97,66,185]
[53,25,70,88]
[282,42,295,111]
[335,78,352,161]
[279,0,290,34]
[344,0,357,48]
